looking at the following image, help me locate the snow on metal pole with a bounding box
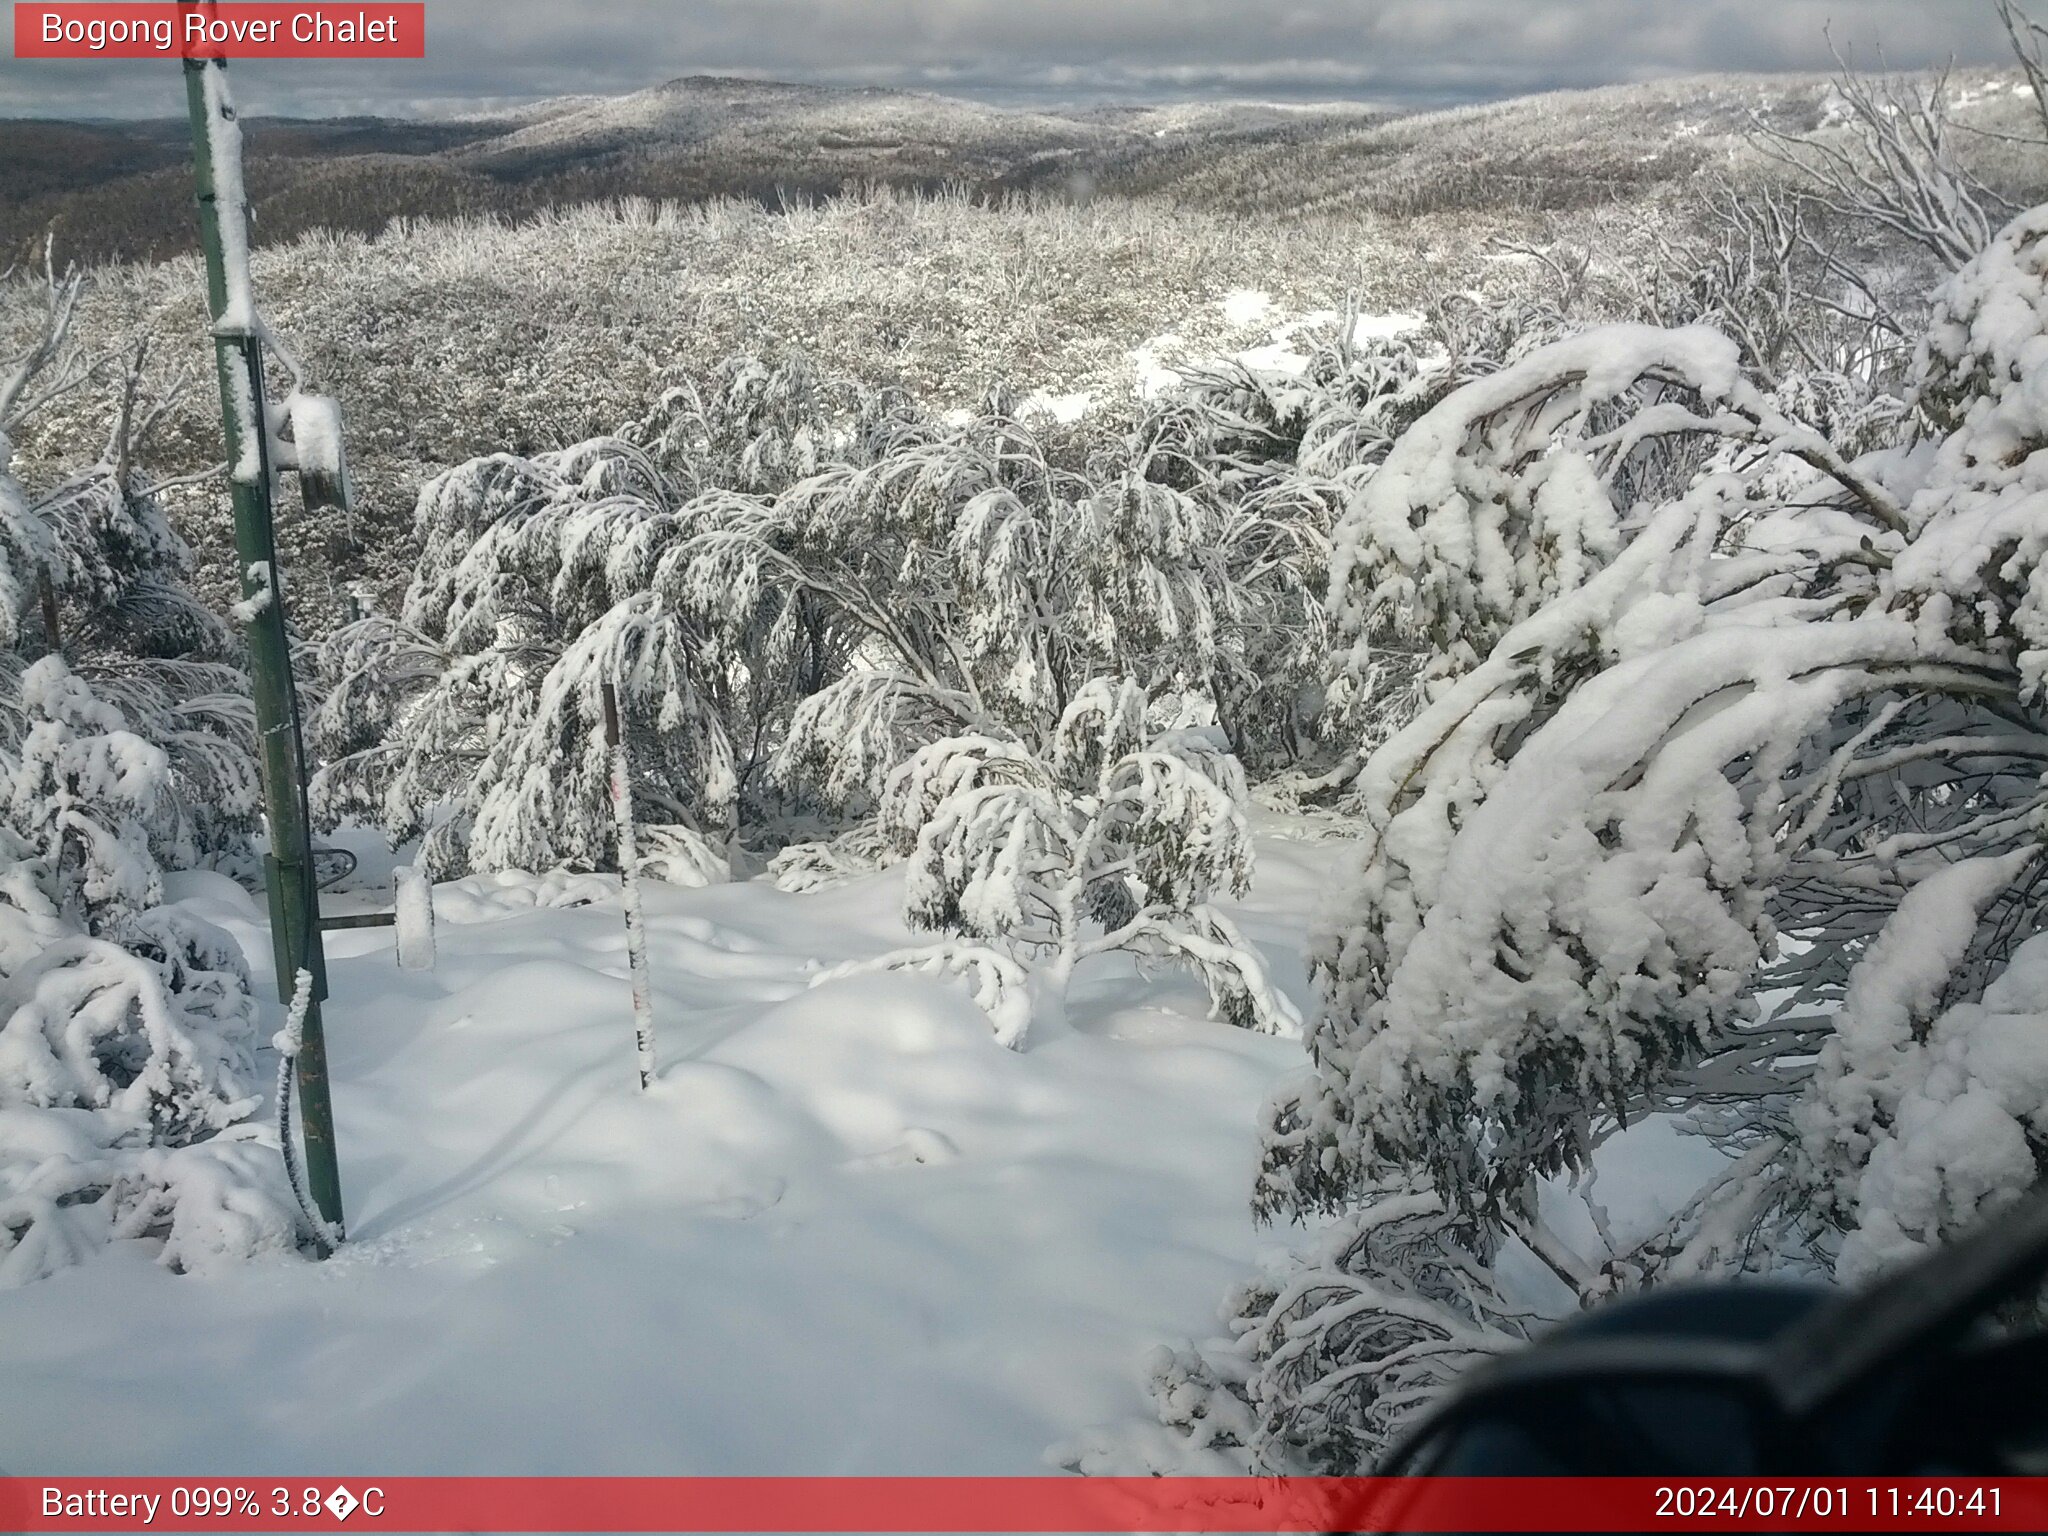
[392,864,437,971]
[602,682,659,1090]
[183,40,344,1238]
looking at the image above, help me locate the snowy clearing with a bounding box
[1219,289,1276,328]
[1017,389,1095,424]
[0,830,1345,1474]
[1130,308,1425,394]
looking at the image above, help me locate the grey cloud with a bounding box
[0,0,2016,118]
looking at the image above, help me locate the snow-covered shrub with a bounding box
[816,679,1300,1047]
[1137,327,1430,497]
[311,439,746,881]
[0,261,287,1287]
[0,862,297,1285]
[1175,202,2048,1469]
[633,352,925,498]
[1123,1181,1529,1475]
[4,645,254,935]
[766,819,898,893]
[0,898,258,1143]
[724,407,1331,782]
[322,350,1349,874]
[7,655,175,929]
[35,427,239,669]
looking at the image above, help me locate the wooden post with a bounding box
[602,683,658,1090]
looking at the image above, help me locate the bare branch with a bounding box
[0,236,89,429]
[1999,0,2048,142]
[1748,38,2007,272]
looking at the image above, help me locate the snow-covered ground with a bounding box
[1017,389,1096,425]
[0,824,1352,1475]
[1130,296,1426,398]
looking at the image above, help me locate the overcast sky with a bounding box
[0,0,2021,119]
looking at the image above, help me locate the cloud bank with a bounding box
[0,0,2012,119]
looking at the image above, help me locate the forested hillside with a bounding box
[10,67,2045,264]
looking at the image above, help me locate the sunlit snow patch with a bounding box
[1018,390,1095,424]
[1131,334,1188,398]
[1228,311,1426,378]
[1219,289,1275,328]
[1349,311,1424,343]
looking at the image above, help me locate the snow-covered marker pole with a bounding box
[392,863,436,971]
[317,865,436,972]
[602,682,658,1090]
[183,40,344,1240]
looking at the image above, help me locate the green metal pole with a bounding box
[183,50,345,1240]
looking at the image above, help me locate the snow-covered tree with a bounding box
[1128,317,1449,769]
[310,361,918,875]
[671,387,1338,790]
[7,655,175,931]
[1161,201,2048,1471]
[324,346,940,870]
[311,437,744,882]
[0,262,288,1287]
[1124,293,1613,777]
[0,245,85,657]
[322,353,1348,876]
[2,264,256,919]
[0,876,294,1286]
[2,296,256,879]
[1324,320,1901,682]
[816,679,1300,1047]
[1750,48,2014,277]
[1635,181,1918,392]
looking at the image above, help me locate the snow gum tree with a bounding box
[310,358,961,880]
[318,355,1341,905]
[310,435,746,882]
[815,678,1301,1047]
[312,351,1349,1047]
[1146,203,2048,1472]
[736,407,1332,784]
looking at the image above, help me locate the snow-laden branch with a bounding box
[1241,200,2048,1467]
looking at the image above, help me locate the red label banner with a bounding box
[14,4,425,59]
[1,1477,2045,1532]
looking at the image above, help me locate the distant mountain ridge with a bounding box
[2,67,2038,265]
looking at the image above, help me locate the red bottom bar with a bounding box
[4,1476,2044,1532]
